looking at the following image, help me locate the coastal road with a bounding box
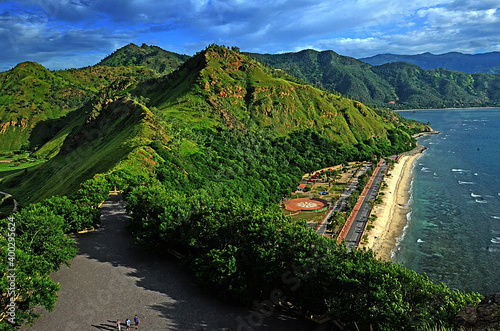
[343,160,388,250]
[21,195,316,331]
[316,164,370,236]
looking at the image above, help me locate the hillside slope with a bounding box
[248,49,500,109]
[1,96,159,204]
[99,43,190,75]
[372,62,500,109]
[248,49,398,106]
[0,62,156,150]
[138,45,420,146]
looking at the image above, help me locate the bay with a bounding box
[395,108,500,295]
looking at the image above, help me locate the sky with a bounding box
[0,0,499,71]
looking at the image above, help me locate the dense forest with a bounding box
[0,45,482,330]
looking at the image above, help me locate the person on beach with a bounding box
[116,319,121,330]
[126,318,131,330]
[134,315,140,329]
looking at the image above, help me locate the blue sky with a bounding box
[0,0,499,71]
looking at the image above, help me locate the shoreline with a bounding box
[360,148,424,261]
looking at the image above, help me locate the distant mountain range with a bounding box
[248,49,500,109]
[360,52,500,74]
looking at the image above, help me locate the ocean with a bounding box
[395,108,500,295]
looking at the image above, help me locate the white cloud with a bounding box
[1,0,500,69]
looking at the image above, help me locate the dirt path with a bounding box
[20,195,315,331]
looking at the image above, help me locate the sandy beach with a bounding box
[360,148,424,261]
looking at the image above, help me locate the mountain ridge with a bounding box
[360,51,500,74]
[248,49,500,109]
[0,61,156,150]
[137,45,421,146]
[98,42,190,75]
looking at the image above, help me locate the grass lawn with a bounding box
[0,159,46,172]
[283,208,328,228]
[0,151,47,178]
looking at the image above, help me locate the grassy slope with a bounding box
[248,49,398,106]
[140,46,397,145]
[99,43,190,75]
[1,98,158,204]
[0,62,156,150]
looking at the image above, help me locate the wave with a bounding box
[421,167,431,172]
[452,168,469,172]
[470,193,482,198]
[491,216,500,220]
[391,213,412,260]
[417,239,424,243]
[491,237,500,244]
[476,199,487,204]
[458,181,474,185]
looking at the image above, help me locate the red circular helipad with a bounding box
[284,198,329,212]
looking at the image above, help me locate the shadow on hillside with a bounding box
[28,109,82,150]
[76,194,317,330]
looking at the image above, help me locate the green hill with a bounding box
[247,49,398,106]
[99,43,190,75]
[1,95,159,205]
[371,62,500,108]
[138,45,423,145]
[0,62,156,150]
[247,49,500,109]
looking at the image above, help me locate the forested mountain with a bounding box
[99,43,190,75]
[248,49,500,109]
[361,51,500,74]
[1,45,481,331]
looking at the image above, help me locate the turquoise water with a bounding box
[395,108,500,295]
